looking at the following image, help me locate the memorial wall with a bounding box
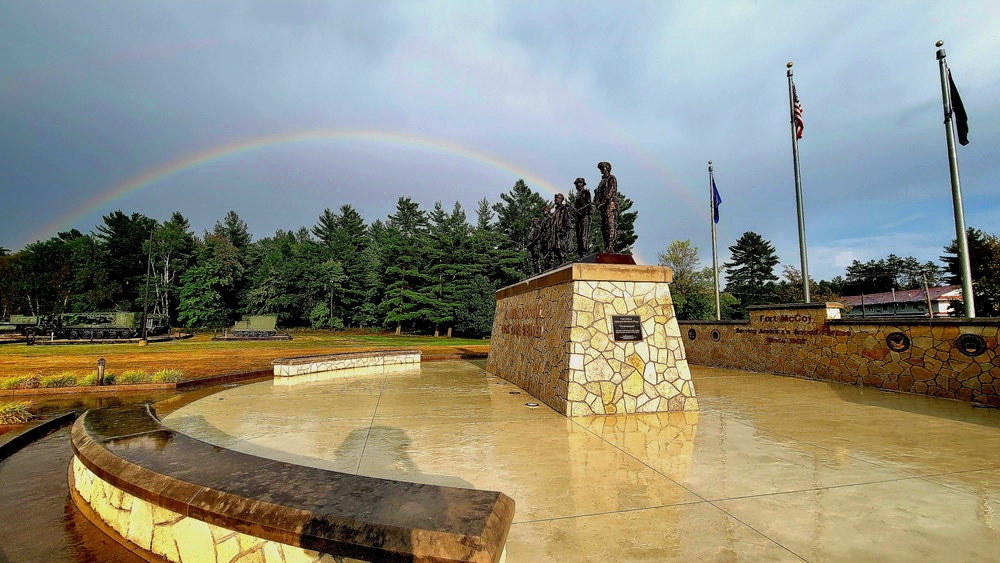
[680,303,1000,407]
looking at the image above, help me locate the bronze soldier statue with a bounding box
[551,193,572,266]
[539,204,553,270]
[594,161,618,253]
[572,177,592,255]
[526,217,543,275]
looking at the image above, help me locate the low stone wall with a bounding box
[70,404,513,563]
[71,458,344,563]
[487,262,696,417]
[273,364,418,387]
[272,349,420,378]
[680,303,1000,407]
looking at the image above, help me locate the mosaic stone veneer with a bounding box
[681,303,1000,407]
[487,263,696,416]
[71,457,358,563]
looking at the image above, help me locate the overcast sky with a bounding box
[1,1,997,281]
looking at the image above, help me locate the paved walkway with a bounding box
[165,361,1000,562]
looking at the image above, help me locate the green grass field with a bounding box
[0,330,490,384]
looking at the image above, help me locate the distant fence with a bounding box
[679,303,999,408]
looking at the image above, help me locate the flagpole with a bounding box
[935,40,976,317]
[709,161,720,320]
[787,62,810,303]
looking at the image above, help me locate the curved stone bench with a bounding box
[70,404,513,563]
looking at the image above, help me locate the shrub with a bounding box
[77,372,100,386]
[151,369,184,383]
[99,372,115,385]
[41,372,78,388]
[77,371,117,386]
[116,370,151,385]
[0,401,34,425]
[1,375,41,389]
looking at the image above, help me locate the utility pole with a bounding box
[141,228,153,340]
[923,274,934,318]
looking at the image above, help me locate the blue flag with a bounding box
[712,178,721,224]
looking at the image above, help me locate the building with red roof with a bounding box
[838,285,962,317]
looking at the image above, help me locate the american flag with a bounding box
[792,80,804,139]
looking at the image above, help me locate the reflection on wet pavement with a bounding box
[164,361,1000,561]
[0,385,238,562]
[0,427,145,562]
[2,361,998,561]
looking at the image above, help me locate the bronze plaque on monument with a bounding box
[611,315,643,341]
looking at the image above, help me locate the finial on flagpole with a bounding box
[935,40,944,47]
[786,62,793,68]
[708,160,712,165]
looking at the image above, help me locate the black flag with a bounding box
[948,69,969,145]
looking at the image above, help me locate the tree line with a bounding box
[0,180,636,337]
[660,228,1000,320]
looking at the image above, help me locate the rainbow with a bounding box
[31,129,567,245]
[30,128,667,263]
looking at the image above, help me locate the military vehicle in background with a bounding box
[231,315,279,338]
[0,315,40,335]
[39,312,170,339]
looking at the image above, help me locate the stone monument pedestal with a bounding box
[487,262,697,417]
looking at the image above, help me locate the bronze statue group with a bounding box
[527,161,620,275]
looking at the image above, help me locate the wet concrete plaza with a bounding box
[163,360,1000,561]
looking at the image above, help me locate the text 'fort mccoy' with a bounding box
[757,313,813,323]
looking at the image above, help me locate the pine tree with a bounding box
[214,210,252,250]
[436,198,521,337]
[472,197,522,288]
[843,255,942,295]
[723,231,780,317]
[94,210,157,310]
[210,211,251,318]
[454,274,497,336]
[329,205,368,325]
[356,220,387,328]
[942,228,1000,316]
[424,201,481,337]
[614,193,638,253]
[379,197,433,335]
[312,258,348,329]
[311,208,338,244]
[492,179,546,276]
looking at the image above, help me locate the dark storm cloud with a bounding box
[0,1,998,281]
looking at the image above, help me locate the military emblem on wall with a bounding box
[711,329,721,342]
[955,334,987,357]
[886,331,910,353]
[687,328,697,340]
